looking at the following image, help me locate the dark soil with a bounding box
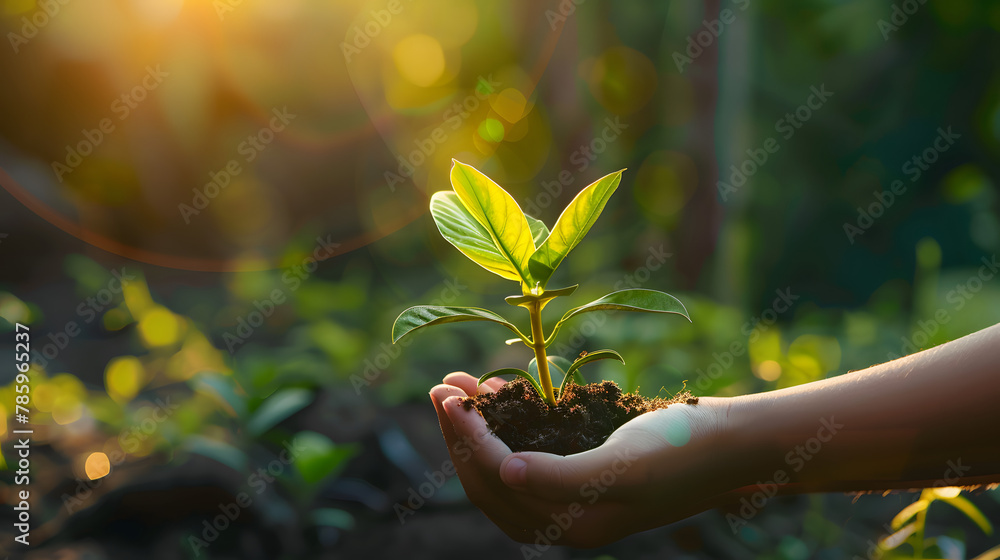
[462,378,698,456]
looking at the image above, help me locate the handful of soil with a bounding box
[462,378,698,456]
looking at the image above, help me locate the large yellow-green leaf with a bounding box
[430,191,521,282]
[450,160,535,285]
[528,169,624,288]
[392,305,528,344]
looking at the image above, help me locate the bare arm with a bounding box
[727,322,1000,493]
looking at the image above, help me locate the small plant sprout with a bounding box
[392,160,690,407]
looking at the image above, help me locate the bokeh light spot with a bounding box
[491,88,527,123]
[86,452,111,480]
[757,360,782,381]
[138,307,182,347]
[393,34,446,87]
[106,356,145,404]
[477,118,505,143]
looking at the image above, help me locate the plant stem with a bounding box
[528,301,557,406]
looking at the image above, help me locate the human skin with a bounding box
[428,323,1000,547]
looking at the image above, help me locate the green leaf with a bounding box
[528,169,624,288]
[291,431,358,484]
[450,160,535,286]
[548,289,690,345]
[941,495,994,535]
[190,372,247,417]
[505,284,578,308]
[183,435,248,471]
[557,351,623,395]
[478,368,544,398]
[247,388,314,436]
[311,508,356,530]
[392,305,529,344]
[525,214,550,248]
[430,191,522,282]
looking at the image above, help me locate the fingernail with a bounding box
[503,457,528,487]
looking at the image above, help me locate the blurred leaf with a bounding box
[292,431,358,484]
[183,435,247,472]
[247,388,313,436]
[880,522,917,551]
[392,305,527,344]
[449,160,535,286]
[971,544,1000,560]
[430,191,523,283]
[941,495,993,535]
[891,499,929,530]
[528,169,623,288]
[311,508,355,530]
[190,372,247,417]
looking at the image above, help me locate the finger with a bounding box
[484,377,507,392]
[499,441,644,503]
[442,396,511,467]
[429,384,468,448]
[443,371,486,396]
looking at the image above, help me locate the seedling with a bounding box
[392,160,690,407]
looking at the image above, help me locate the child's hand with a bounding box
[429,373,740,548]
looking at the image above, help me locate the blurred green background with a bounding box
[0,0,999,558]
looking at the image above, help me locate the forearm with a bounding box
[728,323,1000,493]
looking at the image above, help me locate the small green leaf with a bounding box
[291,431,358,484]
[566,350,624,380]
[183,435,248,471]
[525,214,550,248]
[941,495,993,535]
[548,289,690,345]
[478,368,544,398]
[311,508,356,530]
[528,169,624,288]
[190,372,247,417]
[247,388,313,436]
[392,305,529,344]
[891,499,929,530]
[505,284,578,308]
[450,160,536,286]
[430,191,523,282]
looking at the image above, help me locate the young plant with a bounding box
[392,160,690,406]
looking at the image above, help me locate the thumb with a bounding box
[499,441,644,503]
